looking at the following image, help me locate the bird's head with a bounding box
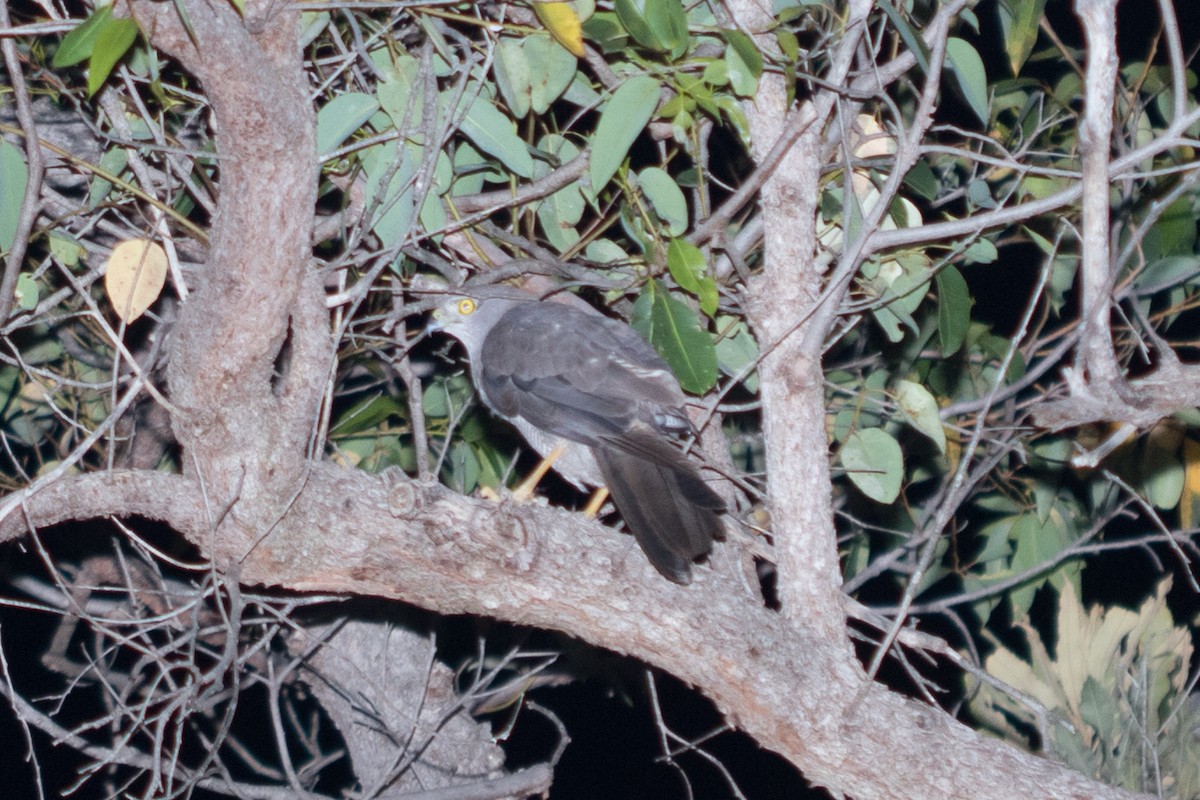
[427,290,532,354]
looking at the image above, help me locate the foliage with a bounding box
[969,580,1200,798]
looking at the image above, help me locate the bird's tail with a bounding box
[594,442,724,584]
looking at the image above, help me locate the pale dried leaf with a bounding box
[104,238,167,323]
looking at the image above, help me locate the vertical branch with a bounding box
[0,4,46,325]
[727,0,870,630]
[1075,0,1121,385]
[1155,0,1187,124]
[122,0,322,544]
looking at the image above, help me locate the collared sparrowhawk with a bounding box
[430,288,724,583]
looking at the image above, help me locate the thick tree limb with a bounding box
[123,0,330,539]
[0,471,204,541]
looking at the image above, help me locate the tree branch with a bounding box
[123,0,321,529]
[0,3,47,326]
[191,465,1165,798]
[1074,0,1121,385]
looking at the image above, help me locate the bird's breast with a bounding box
[511,418,603,489]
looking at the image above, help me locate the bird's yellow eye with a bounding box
[457,298,477,316]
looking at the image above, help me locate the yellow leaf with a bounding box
[1182,437,1200,529]
[532,1,585,58]
[104,238,167,323]
[848,114,895,197]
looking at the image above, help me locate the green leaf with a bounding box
[53,7,113,68]
[724,43,757,96]
[666,239,717,316]
[581,11,629,53]
[14,274,38,311]
[422,374,473,420]
[300,11,331,48]
[589,76,660,190]
[967,178,996,209]
[1078,676,1120,748]
[584,239,630,264]
[376,54,421,129]
[714,95,749,144]
[648,0,688,59]
[561,71,603,107]
[1135,255,1200,294]
[526,34,577,114]
[964,238,998,264]
[316,93,380,157]
[87,17,140,97]
[869,258,926,342]
[877,1,929,75]
[840,428,904,504]
[935,265,971,356]
[723,29,762,96]
[88,146,128,208]
[0,139,29,254]
[615,0,688,58]
[713,314,759,392]
[614,0,656,48]
[331,393,407,435]
[493,38,532,118]
[903,158,938,201]
[1007,510,1076,618]
[946,38,989,126]
[842,536,871,582]
[1145,197,1197,259]
[1023,225,1056,256]
[535,134,584,251]
[974,492,1023,514]
[975,516,1017,563]
[702,59,729,87]
[912,538,952,597]
[446,441,481,493]
[1142,432,1184,511]
[723,29,763,79]
[775,27,799,64]
[462,426,511,491]
[895,380,946,454]
[666,238,705,289]
[638,167,687,236]
[459,95,535,178]
[631,280,718,394]
[12,336,62,366]
[419,168,448,236]
[47,230,85,267]
[998,0,1048,75]
[361,140,418,248]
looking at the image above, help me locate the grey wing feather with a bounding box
[480,302,685,444]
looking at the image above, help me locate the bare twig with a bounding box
[0,4,46,325]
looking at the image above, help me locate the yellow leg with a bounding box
[512,441,568,502]
[582,487,609,518]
